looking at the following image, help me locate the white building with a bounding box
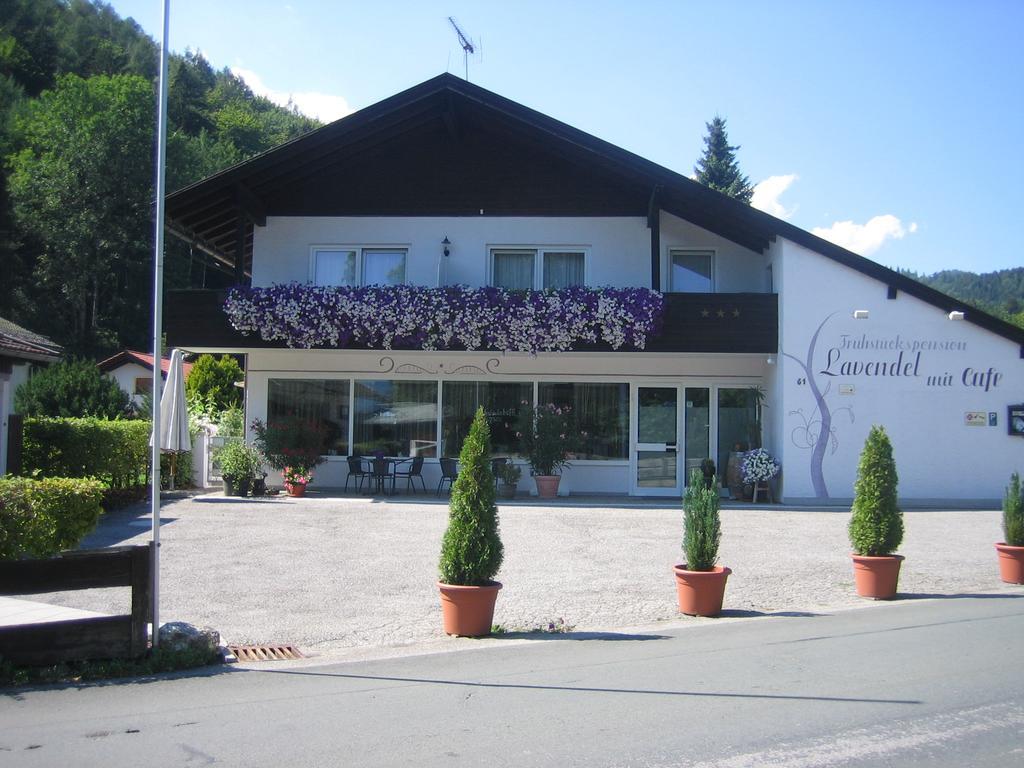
[163,75,1024,503]
[98,350,194,409]
[0,317,61,475]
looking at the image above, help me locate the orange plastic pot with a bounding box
[438,581,502,637]
[673,565,731,617]
[995,543,1024,584]
[285,482,307,497]
[534,475,560,498]
[851,554,904,599]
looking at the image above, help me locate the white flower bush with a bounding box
[741,448,780,483]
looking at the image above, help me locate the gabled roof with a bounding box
[97,350,193,378]
[0,317,62,363]
[166,73,1024,350]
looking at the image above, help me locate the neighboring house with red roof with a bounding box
[97,350,194,408]
[0,317,62,475]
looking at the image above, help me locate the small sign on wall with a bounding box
[1009,405,1024,437]
[839,384,855,396]
[964,411,987,427]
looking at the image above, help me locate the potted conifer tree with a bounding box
[995,472,1024,584]
[849,425,905,599]
[438,407,504,636]
[673,468,731,616]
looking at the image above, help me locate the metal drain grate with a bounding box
[229,644,304,662]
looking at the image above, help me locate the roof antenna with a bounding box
[448,17,475,81]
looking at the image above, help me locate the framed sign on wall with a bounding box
[1009,404,1024,437]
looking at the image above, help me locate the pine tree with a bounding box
[439,407,504,586]
[848,425,903,556]
[693,116,754,203]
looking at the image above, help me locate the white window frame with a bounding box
[309,245,409,287]
[488,246,589,290]
[667,248,716,293]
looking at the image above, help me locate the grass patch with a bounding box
[0,647,221,688]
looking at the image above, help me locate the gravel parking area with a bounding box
[42,491,1015,661]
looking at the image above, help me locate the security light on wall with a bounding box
[948,310,965,321]
[852,309,870,320]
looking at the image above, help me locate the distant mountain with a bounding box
[906,267,1024,328]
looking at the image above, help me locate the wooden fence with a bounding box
[0,544,153,665]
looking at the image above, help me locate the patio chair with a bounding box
[370,457,396,495]
[344,456,369,493]
[436,457,459,496]
[394,456,427,494]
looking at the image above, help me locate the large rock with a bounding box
[158,621,220,655]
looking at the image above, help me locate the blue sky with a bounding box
[112,0,1024,276]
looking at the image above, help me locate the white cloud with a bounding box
[812,214,918,256]
[751,174,799,219]
[231,66,353,123]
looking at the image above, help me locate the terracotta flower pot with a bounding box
[995,543,1024,584]
[851,554,904,599]
[437,581,502,637]
[673,565,731,617]
[534,475,560,498]
[285,482,307,497]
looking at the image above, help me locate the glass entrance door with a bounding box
[634,387,680,495]
[683,388,711,484]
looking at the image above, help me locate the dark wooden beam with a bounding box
[648,185,662,290]
[235,183,267,227]
[887,285,898,300]
[234,214,247,283]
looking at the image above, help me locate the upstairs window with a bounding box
[669,249,714,293]
[312,247,407,287]
[491,248,586,290]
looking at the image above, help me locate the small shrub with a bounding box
[848,425,903,556]
[682,468,721,571]
[15,358,131,419]
[216,406,245,437]
[439,407,504,585]
[0,477,105,560]
[184,354,243,413]
[215,441,262,481]
[1003,472,1024,547]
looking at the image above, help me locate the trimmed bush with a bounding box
[682,468,721,571]
[0,477,105,560]
[15,358,130,418]
[439,407,504,586]
[185,354,243,413]
[849,425,903,556]
[21,417,194,492]
[1003,472,1024,547]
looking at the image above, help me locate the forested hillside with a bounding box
[907,268,1024,328]
[0,0,320,356]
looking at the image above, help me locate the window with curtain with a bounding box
[267,379,350,455]
[542,251,585,289]
[538,382,629,460]
[313,249,357,287]
[441,381,533,458]
[353,380,438,457]
[492,250,535,290]
[363,249,406,286]
[670,249,714,293]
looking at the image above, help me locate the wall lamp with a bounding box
[948,310,965,321]
[852,309,870,320]
[442,236,451,257]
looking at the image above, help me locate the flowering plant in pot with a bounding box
[995,472,1024,584]
[438,407,504,636]
[282,466,314,497]
[514,401,579,498]
[252,415,327,491]
[673,469,730,617]
[849,425,904,599]
[216,441,262,497]
[494,459,522,500]
[741,448,779,502]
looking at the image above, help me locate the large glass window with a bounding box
[313,247,406,287]
[538,382,629,460]
[353,380,438,457]
[492,248,587,290]
[717,387,759,475]
[268,379,350,456]
[442,381,532,458]
[363,249,406,286]
[670,249,714,293]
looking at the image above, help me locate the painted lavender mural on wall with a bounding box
[783,313,854,499]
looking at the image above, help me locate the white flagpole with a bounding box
[150,0,171,648]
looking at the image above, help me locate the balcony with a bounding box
[164,289,777,354]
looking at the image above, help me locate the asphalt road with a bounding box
[2,595,1022,767]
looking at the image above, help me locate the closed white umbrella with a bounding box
[153,348,191,488]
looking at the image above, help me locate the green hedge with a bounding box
[21,417,195,490]
[0,477,105,560]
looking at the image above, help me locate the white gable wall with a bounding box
[659,212,768,292]
[777,237,1023,503]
